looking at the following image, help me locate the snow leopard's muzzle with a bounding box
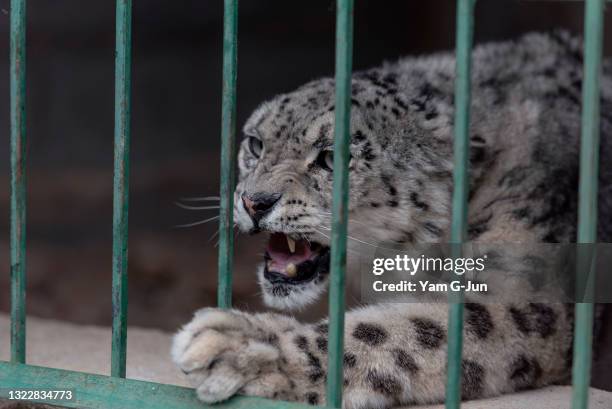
[238,191,331,310]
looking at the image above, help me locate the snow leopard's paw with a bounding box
[171,308,294,403]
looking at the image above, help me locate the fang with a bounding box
[287,236,296,253]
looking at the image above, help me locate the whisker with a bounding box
[209,223,238,242]
[179,196,220,202]
[208,228,220,243]
[214,230,236,248]
[314,228,359,255]
[175,202,220,211]
[318,225,384,250]
[320,214,370,228]
[314,228,331,240]
[175,215,219,228]
[322,227,408,252]
[212,224,239,243]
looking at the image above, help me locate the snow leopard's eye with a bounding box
[248,136,263,158]
[316,150,334,171]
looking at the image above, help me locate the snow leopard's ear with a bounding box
[244,127,258,137]
[243,101,274,138]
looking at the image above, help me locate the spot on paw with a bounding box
[352,323,388,346]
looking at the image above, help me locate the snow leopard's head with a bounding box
[235,72,454,310]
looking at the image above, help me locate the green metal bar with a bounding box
[326,0,354,407]
[111,0,132,379]
[0,362,314,409]
[9,0,27,365]
[446,1,476,408]
[572,0,604,408]
[217,0,238,309]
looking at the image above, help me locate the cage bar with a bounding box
[0,362,314,409]
[445,1,476,408]
[9,0,27,365]
[572,0,604,408]
[325,0,354,407]
[111,0,133,379]
[217,0,239,309]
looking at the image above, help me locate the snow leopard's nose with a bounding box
[242,192,282,224]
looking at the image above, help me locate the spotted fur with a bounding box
[173,32,611,407]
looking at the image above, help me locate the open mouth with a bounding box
[263,233,330,284]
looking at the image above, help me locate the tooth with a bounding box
[286,263,297,277]
[287,236,296,253]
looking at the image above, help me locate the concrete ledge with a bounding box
[1,314,611,409]
[0,314,187,386]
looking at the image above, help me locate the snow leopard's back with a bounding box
[367,31,612,243]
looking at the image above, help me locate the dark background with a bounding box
[0,0,611,387]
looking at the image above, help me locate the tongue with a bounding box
[267,233,312,273]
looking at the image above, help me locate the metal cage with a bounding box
[0,0,605,408]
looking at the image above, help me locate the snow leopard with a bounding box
[172,32,612,408]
